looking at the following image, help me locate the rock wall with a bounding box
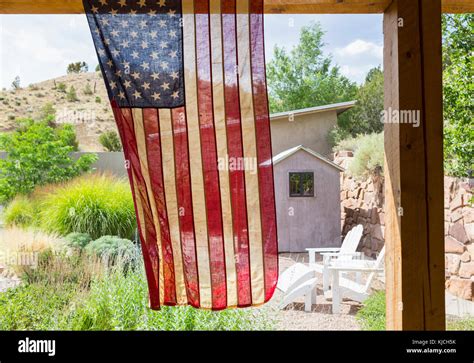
[335,152,474,301]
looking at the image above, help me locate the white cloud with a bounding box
[335,39,383,59]
[331,39,383,83]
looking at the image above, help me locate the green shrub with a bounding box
[0,118,97,202]
[95,96,101,103]
[65,232,93,250]
[38,102,56,120]
[99,130,122,152]
[39,174,136,240]
[86,235,135,260]
[448,317,474,330]
[2,196,38,228]
[56,82,67,93]
[335,132,384,178]
[0,250,274,331]
[0,282,78,330]
[67,261,274,331]
[67,86,79,102]
[83,83,93,95]
[356,291,386,331]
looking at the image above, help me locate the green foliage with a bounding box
[56,123,79,151]
[0,249,274,331]
[447,317,474,330]
[349,67,384,135]
[66,86,79,102]
[0,119,97,203]
[39,174,136,240]
[266,22,357,129]
[0,282,78,330]
[38,102,57,121]
[2,196,38,228]
[95,96,102,103]
[67,61,88,74]
[99,130,122,152]
[83,83,93,95]
[335,132,384,178]
[65,232,93,250]
[56,82,67,93]
[442,14,473,177]
[356,291,386,330]
[95,64,101,72]
[85,235,135,260]
[357,291,474,331]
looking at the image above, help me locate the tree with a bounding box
[348,67,384,136]
[11,76,21,90]
[0,118,97,203]
[99,131,123,152]
[442,14,473,177]
[83,83,93,95]
[266,23,358,127]
[67,86,79,102]
[67,61,89,74]
[38,102,57,121]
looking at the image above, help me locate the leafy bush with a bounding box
[85,235,135,260]
[0,249,274,331]
[38,102,56,121]
[0,282,78,330]
[2,196,38,228]
[39,174,136,240]
[442,14,473,177]
[56,82,67,93]
[65,232,93,250]
[67,86,79,102]
[356,291,386,330]
[95,96,102,103]
[99,131,122,152]
[335,132,384,178]
[67,61,88,74]
[0,119,96,202]
[67,260,274,331]
[83,83,93,95]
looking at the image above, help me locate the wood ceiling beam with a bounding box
[0,0,472,14]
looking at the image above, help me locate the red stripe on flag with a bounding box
[112,103,161,309]
[222,0,252,307]
[249,1,279,302]
[142,108,177,305]
[195,0,228,310]
[171,107,201,307]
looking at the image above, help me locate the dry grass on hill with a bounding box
[0,72,118,152]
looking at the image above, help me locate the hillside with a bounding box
[0,72,118,151]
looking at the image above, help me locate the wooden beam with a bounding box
[383,0,445,330]
[0,0,472,14]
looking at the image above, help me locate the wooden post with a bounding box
[383,0,445,330]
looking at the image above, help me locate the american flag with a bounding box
[84,0,278,310]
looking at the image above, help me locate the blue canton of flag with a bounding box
[84,0,184,108]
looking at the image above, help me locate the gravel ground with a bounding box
[270,253,362,331]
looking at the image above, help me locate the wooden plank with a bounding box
[0,0,472,14]
[383,0,445,330]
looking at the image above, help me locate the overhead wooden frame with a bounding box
[0,0,473,14]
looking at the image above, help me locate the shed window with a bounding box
[289,172,314,197]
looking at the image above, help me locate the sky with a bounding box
[0,13,382,89]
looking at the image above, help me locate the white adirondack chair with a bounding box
[277,263,317,312]
[327,246,385,314]
[307,225,364,291]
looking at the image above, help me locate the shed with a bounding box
[272,145,344,252]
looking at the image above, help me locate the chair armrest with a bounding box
[306,247,341,253]
[328,265,384,273]
[320,251,362,257]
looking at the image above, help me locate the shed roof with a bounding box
[268,145,345,172]
[270,101,356,121]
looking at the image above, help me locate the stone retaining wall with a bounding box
[335,151,474,301]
